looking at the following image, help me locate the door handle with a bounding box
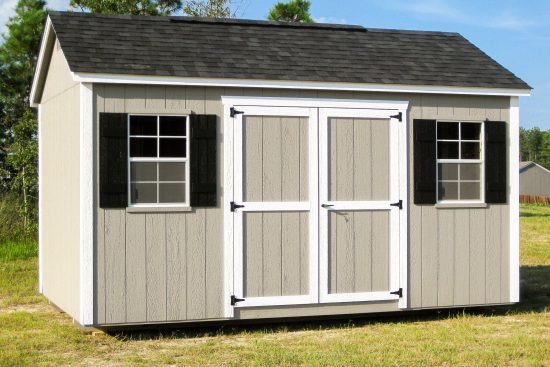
[321,204,334,208]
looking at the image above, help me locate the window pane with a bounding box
[159,138,186,157]
[461,182,480,200]
[438,181,458,200]
[130,115,157,136]
[159,162,186,181]
[460,163,481,180]
[159,116,186,136]
[461,123,481,140]
[130,137,157,157]
[438,142,459,159]
[461,142,480,159]
[131,162,156,181]
[438,163,458,180]
[159,183,186,203]
[131,183,157,203]
[438,122,459,140]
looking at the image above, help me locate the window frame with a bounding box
[436,120,485,204]
[127,113,190,208]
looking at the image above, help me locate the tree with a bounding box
[183,0,233,17]
[267,0,313,23]
[69,0,182,15]
[0,0,45,234]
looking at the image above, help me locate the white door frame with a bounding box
[318,107,407,307]
[222,97,409,318]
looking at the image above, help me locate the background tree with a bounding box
[183,0,234,17]
[267,0,313,22]
[0,0,45,235]
[520,127,550,169]
[70,0,182,15]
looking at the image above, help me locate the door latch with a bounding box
[321,204,334,208]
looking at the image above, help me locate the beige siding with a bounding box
[520,165,550,197]
[40,40,81,321]
[94,85,512,324]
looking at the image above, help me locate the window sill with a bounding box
[435,203,487,209]
[126,206,193,213]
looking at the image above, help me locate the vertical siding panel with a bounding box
[281,212,301,295]
[185,86,206,113]
[437,210,454,306]
[354,211,372,292]
[299,212,309,295]
[104,209,126,323]
[166,213,186,321]
[468,96,486,120]
[500,205,510,302]
[186,209,206,319]
[371,211,390,291]
[145,85,166,111]
[125,214,147,322]
[299,117,309,201]
[104,85,125,112]
[244,116,263,201]
[244,213,263,297]
[94,84,106,324]
[469,209,486,304]
[165,86,186,111]
[454,209,470,305]
[421,95,438,119]
[145,214,167,322]
[371,120,389,200]
[436,95,454,119]
[486,205,501,303]
[205,87,224,318]
[263,212,282,296]
[124,85,146,113]
[421,207,438,307]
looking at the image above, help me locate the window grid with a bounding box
[128,114,190,207]
[436,121,484,203]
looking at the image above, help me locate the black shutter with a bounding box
[485,121,507,203]
[413,119,437,204]
[190,114,217,207]
[99,113,128,208]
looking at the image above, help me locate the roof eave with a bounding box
[30,15,54,107]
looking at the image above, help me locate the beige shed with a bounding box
[31,11,530,328]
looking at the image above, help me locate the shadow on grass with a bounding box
[520,212,550,218]
[111,265,550,341]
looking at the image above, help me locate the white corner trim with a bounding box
[222,103,234,318]
[38,104,43,294]
[509,96,520,303]
[30,16,53,107]
[72,72,531,97]
[80,83,94,325]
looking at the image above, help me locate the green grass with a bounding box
[0,206,549,366]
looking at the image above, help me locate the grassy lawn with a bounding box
[1,206,549,366]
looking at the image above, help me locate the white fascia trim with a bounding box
[72,72,531,97]
[38,104,43,294]
[509,96,520,303]
[79,83,94,325]
[30,16,53,107]
[222,96,409,111]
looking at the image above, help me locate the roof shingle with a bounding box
[48,11,530,89]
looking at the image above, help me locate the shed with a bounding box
[520,161,550,200]
[31,11,531,328]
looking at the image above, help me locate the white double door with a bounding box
[227,101,407,312]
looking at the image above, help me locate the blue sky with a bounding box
[1,0,548,129]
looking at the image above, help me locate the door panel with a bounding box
[244,116,308,202]
[232,106,318,308]
[328,118,390,201]
[319,108,402,304]
[328,210,390,294]
[244,211,309,297]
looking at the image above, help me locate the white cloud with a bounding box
[0,0,18,36]
[387,0,536,31]
[313,16,348,25]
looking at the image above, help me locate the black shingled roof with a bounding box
[47,11,530,90]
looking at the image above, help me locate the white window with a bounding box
[128,114,189,207]
[437,121,484,202]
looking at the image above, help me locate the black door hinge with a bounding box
[230,201,245,212]
[390,112,402,122]
[390,200,403,210]
[230,107,244,118]
[231,295,245,306]
[390,288,403,298]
